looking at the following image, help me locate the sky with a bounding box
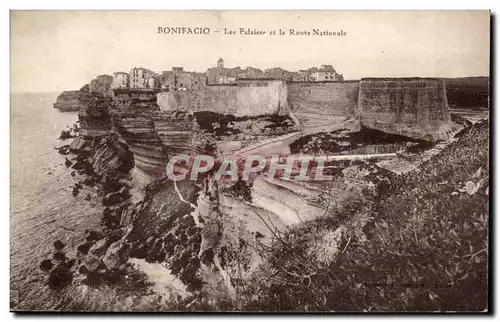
[10,10,490,93]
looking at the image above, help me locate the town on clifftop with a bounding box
[109,57,345,92]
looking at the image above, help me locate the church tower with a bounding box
[217,57,225,69]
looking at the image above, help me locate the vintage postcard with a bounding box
[10,10,490,312]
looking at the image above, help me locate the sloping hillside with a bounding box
[240,120,489,312]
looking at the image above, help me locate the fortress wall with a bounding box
[155,78,459,141]
[157,80,289,117]
[287,81,359,117]
[286,81,359,134]
[358,78,454,141]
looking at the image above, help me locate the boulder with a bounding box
[102,191,125,206]
[129,243,147,259]
[102,241,130,269]
[48,263,73,290]
[69,136,89,151]
[40,259,53,272]
[53,240,66,251]
[82,254,102,273]
[56,145,71,155]
[53,251,66,261]
[87,238,109,258]
[77,242,93,256]
[86,230,104,242]
[59,130,75,140]
[102,207,121,230]
[65,158,73,168]
[83,177,96,186]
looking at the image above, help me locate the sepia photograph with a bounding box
[9,10,490,312]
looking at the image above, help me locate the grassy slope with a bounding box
[241,120,489,312]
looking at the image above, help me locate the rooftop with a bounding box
[318,64,336,72]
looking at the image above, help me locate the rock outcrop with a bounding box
[113,112,169,175]
[90,135,135,177]
[78,92,113,137]
[113,89,160,109]
[53,91,86,112]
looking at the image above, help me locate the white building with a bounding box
[312,65,343,81]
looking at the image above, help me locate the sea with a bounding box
[10,92,104,310]
[10,93,187,311]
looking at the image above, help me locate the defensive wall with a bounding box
[154,77,456,141]
[358,78,455,141]
[157,80,289,117]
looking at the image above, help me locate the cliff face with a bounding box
[112,112,168,175]
[152,112,200,156]
[358,78,460,141]
[90,135,135,177]
[125,179,204,290]
[53,90,87,112]
[78,92,113,137]
[113,89,159,109]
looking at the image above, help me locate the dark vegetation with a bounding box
[239,120,489,311]
[442,77,489,109]
[193,111,296,138]
[290,127,422,155]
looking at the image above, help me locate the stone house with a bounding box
[130,67,158,89]
[312,64,343,81]
[160,67,207,91]
[111,72,130,89]
[263,67,296,81]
